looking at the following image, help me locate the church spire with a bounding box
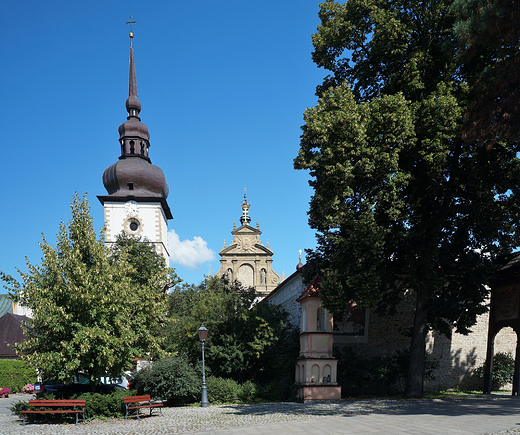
[117,25,151,162]
[126,28,141,119]
[100,22,171,206]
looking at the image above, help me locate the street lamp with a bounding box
[198,324,209,407]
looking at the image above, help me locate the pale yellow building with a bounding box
[216,195,280,295]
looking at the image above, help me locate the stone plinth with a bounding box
[297,385,342,403]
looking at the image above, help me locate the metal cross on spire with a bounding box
[126,16,137,36]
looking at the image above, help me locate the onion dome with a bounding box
[101,31,169,200]
[297,249,304,271]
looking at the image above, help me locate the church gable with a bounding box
[216,194,280,295]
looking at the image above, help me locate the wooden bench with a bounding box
[123,395,163,420]
[19,399,86,425]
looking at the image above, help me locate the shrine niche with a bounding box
[295,276,341,402]
[484,254,520,395]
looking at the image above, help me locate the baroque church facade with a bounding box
[216,195,280,295]
[97,30,172,264]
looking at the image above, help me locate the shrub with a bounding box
[79,390,127,419]
[132,356,200,405]
[257,379,293,402]
[206,377,238,404]
[476,352,515,390]
[238,380,257,403]
[334,346,437,396]
[0,360,37,393]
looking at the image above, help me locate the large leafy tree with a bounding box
[452,0,520,143]
[295,0,520,397]
[1,194,170,390]
[165,276,299,384]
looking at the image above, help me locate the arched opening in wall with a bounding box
[323,364,331,383]
[226,268,233,282]
[490,326,517,391]
[311,364,320,383]
[317,307,326,331]
[238,264,254,288]
[302,307,307,332]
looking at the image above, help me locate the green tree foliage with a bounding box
[452,0,520,143]
[295,0,520,397]
[1,194,169,389]
[165,276,299,384]
[109,232,181,351]
[109,232,181,289]
[0,360,37,393]
[131,356,200,405]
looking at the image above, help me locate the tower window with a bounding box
[127,183,134,190]
[125,217,142,235]
[129,140,135,154]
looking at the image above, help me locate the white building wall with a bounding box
[265,271,304,327]
[103,201,170,265]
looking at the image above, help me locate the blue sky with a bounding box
[1,0,325,288]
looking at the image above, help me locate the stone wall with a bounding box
[345,291,517,391]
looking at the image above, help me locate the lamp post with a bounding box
[198,324,209,407]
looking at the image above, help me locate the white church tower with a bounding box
[97,28,172,264]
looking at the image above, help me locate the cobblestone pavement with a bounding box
[1,394,520,435]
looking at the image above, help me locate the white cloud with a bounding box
[168,229,216,269]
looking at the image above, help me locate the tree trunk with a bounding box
[404,285,429,398]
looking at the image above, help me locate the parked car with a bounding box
[42,373,127,394]
[99,372,131,390]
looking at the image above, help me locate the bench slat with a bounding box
[124,395,151,403]
[128,404,163,409]
[28,400,85,407]
[21,410,84,414]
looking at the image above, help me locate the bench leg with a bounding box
[149,407,163,417]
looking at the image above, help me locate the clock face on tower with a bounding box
[124,200,139,217]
